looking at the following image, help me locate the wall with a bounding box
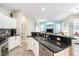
[13,10,36,36]
[0,5,11,16]
[35,21,62,33]
[28,17,35,35]
[13,10,24,35]
[61,14,79,36]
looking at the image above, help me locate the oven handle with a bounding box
[0,41,8,47]
[74,43,79,45]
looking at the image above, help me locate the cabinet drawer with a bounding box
[8,37,15,43]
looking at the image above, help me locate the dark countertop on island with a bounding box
[27,36,71,53]
[34,37,63,53]
[27,32,75,53]
[31,32,75,39]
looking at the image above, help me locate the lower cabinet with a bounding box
[72,39,79,56]
[27,37,39,56]
[8,36,20,51]
[72,44,79,56]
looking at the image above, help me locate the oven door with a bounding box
[0,46,1,56]
[0,41,8,56]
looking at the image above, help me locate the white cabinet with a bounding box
[10,18,16,28]
[72,44,79,56]
[2,17,16,29]
[0,13,16,29]
[6,18,16,29]
[27,37,39,56]
[8,37,15,51]
[8,36,20,51]
[15,36,21,47]
[72,38,79,56]
[0,13,3,28]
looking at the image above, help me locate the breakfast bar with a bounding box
[28,32,75,56]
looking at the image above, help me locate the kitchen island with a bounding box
[27,32,75,56]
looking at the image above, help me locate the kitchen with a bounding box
[0,3,79,56]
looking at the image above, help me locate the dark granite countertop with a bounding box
[27,36,71,53]
[31,32,76,39]
[28,32,75,53]
[34,37,71,53]
[42,33,75,39]
[34,37,62,53]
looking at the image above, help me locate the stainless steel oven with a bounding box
[0,39,8,56]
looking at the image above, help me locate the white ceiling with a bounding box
[0,3,79,20]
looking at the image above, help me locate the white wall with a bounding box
[61,14,79,36]
[27,17,35,35]
[13,10,36,36]
[0,5,11,16]
[13,10,24,35]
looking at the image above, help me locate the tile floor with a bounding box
[8,39,34,56]
[8,46,34,56]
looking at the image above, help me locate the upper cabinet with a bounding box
[0,13,16,29]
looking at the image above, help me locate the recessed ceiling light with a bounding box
[41,7,46,11]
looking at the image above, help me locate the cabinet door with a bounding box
[5,17,16,29]
[27,38,33,50]
[2,16,10,28]
[7,17,11,28]
[27,37,39,56]
[8,37,16,51]
[11,18,16,29]
[72,39,79,56]
[0,46,1,56]
[8,36,21,51]
[2,16,7,28]
[0,14,3,28]
[32,38,39,56]
[14,36,20,47]
[73,45,79,56]
[0,15,16,29]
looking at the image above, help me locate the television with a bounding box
[46,29,53,33]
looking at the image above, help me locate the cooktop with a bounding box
[0,38,7,45]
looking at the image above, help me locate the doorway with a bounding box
[21,16,29,51]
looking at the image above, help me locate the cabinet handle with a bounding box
[74,43,79,45]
